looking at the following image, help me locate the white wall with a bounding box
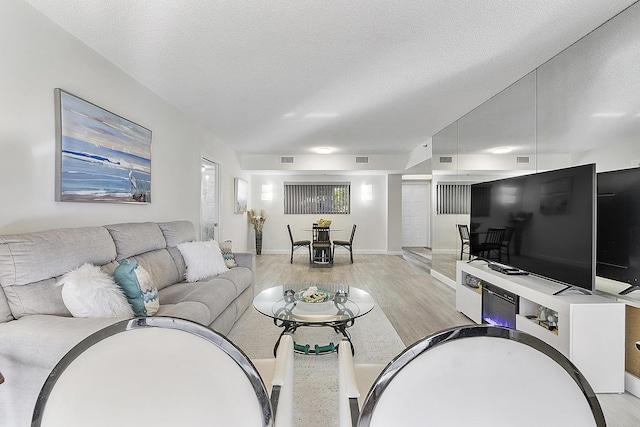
[249,174,388,254]
[387,174,403,254]
[0,0,250,248]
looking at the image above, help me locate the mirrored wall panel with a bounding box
[431,2,640,283]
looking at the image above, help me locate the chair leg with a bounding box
[349,247,353,263]
[290,247,294,264]
[308,246,312,264]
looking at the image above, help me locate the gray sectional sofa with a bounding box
[0,220,255,427]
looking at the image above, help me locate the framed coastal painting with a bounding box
[234,177,248,213]
[54,89,152,203]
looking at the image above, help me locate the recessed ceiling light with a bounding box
[492,147,512,154]
[316,147,333,154]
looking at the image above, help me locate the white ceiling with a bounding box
[24,0,637,157]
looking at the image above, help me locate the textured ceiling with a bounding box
[24,0,637,156]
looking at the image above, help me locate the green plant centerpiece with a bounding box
[248,209,266,255]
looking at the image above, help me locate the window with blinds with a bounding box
[284,183,350,214]
[436,183,471,214]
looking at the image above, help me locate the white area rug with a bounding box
[228,293,405,427]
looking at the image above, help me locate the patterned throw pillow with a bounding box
[58,263,134,318]
[219,240,238,268]
[113,259,159,317]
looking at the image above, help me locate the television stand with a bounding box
[455,260,625,393]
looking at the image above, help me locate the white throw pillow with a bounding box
[177,240,229,282]
[58,263,135,318]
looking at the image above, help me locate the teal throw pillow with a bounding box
[113,259,159,317]
[219,240,238,268]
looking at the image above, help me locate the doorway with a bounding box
[201,158,220,240]
[402,181,430,247]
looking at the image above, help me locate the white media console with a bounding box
[456,260,625,393]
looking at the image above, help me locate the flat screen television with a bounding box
[597,167,640,295]
[470,164,596,293]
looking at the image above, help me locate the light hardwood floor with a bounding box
[254,249,640,426]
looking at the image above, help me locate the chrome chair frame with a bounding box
[355,325,605,427]
[32,317,275,427]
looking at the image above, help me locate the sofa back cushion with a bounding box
[104,222,166,260]
[158,221,197,247]
[0,288,12,322]
[0,227,117,319]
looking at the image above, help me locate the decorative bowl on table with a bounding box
[316,219,332,227]
[295,286,334,304]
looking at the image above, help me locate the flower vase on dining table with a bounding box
[255,230,263,255]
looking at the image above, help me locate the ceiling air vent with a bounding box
[516,156,530,164]
[439,156,453,164]
[355,156,369,164]
[280,156,294,164]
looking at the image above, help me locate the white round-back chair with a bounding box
[32,317,276,427]
[340,325,605,427]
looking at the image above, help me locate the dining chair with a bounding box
[480,227,506,261]
[312,224,332,266]
[32,317,294,427]
[457,224,472,260]
[287,224,312,264]
[333,224,357,263]
[339,325,605,427]
[500,226,515,263]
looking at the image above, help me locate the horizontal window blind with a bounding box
[437,183,470,214]
[284,183,350,214]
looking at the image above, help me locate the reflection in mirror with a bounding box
[431,122,458,281]
[537,1,640,173]
[431,3,640,287]
[432,72,537,283]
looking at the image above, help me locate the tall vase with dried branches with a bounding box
[248,209,266,255]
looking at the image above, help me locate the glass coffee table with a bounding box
[253,283,375,355]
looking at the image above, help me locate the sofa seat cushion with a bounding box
[158,280,238,326]
[154,303,211,326]
[216,267,253,298]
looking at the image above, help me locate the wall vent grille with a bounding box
[516,156,530,164]
[355,156,369,164]
[280,156,294,164]
[439,156,453,164]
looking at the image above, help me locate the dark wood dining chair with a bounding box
[480,227,506,261]
[312,224,332,266]
[457,224,472,260]
[287,224,311,264]
[500,226,515,263]
[333,224,356,263]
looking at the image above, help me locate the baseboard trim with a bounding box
[431,269,456,289]
[626,371,640,398]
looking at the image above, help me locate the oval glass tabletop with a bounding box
[253,284,375,324]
